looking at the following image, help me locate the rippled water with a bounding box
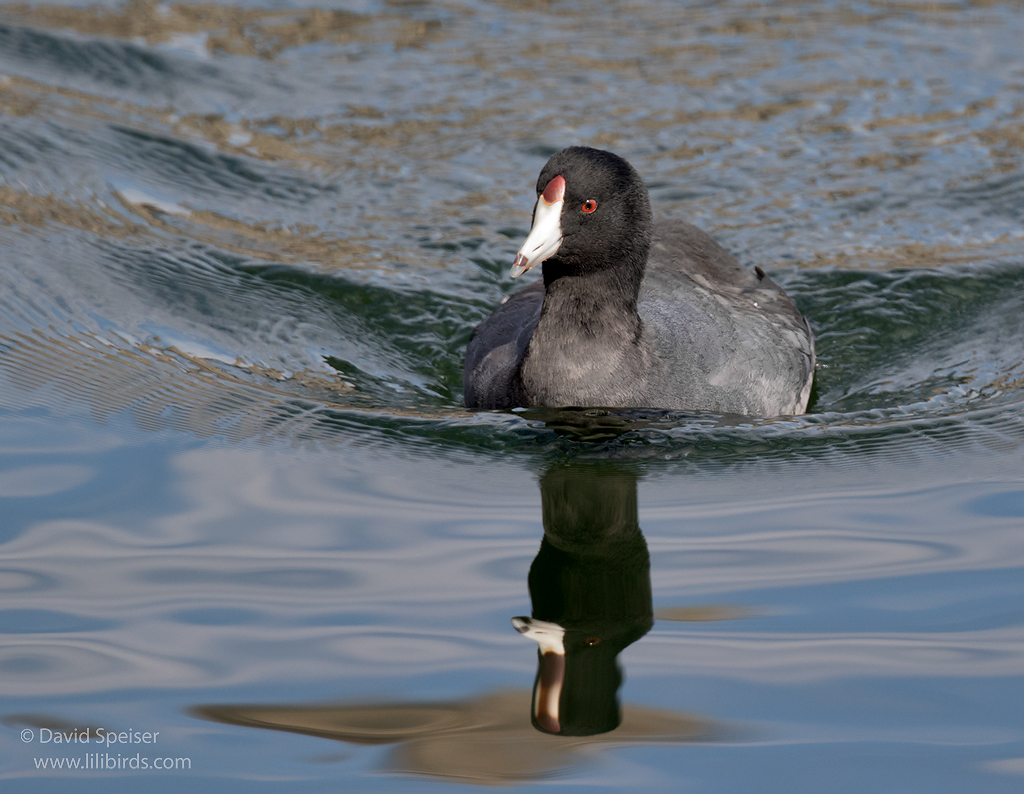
[1,0,1024,790]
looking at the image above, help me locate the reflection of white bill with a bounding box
[511,616,565,654]
[512,616,566,733]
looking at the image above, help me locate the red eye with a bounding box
[581,199,597,213]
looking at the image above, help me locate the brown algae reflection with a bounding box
[193,689,708,784]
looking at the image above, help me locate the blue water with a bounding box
[1,0,1024,790]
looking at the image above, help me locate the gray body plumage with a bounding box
[464,219,815,415]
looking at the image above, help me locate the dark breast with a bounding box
[463,280,543,410]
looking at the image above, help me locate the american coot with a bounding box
[464,147,815,416]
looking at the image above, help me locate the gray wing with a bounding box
[639,219,815,415]
[463,280,544,409]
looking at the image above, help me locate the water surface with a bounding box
[1,0,1024,790]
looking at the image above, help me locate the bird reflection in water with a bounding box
[514,462,654,736]
[193,461,722,783]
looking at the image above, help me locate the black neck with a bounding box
[543,273,638,340]
[514,239,652,406]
